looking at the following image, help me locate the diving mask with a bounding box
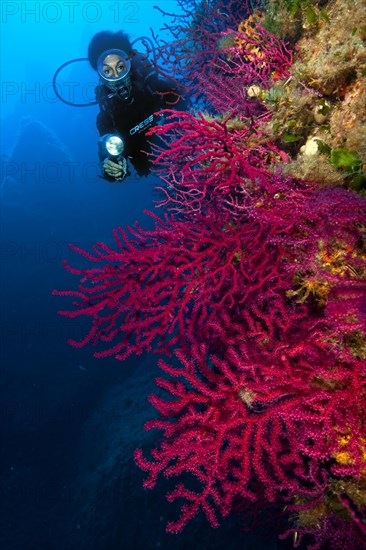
[97,49,132,100]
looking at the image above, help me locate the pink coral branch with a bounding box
[135,332,366,532]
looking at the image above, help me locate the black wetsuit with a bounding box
[96,53,183,179]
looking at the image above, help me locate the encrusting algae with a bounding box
[251,0,366,192]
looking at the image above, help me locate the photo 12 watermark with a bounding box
[1,239,98,264]
[1,2,140,24]
[1,161,101,185]
[1,80,97,105]
[0,319,90,346]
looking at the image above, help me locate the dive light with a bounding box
[98,134,125,159]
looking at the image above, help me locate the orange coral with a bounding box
[235,12,267,67]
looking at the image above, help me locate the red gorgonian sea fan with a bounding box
[149,109,291,215]
[135,332,366,534]
[54,186,365,363]
[149,0,252,100]
[53,206,294,360]
[54,1,366,544]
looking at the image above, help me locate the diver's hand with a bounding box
[103,157,127,180]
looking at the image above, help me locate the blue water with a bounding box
[0,2,294,548]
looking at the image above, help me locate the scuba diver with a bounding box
[88,31,185,182]
[53,30,185,182]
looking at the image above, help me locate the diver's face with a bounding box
[102,54,126,79]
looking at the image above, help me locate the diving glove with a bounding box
[103,157,127,181]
